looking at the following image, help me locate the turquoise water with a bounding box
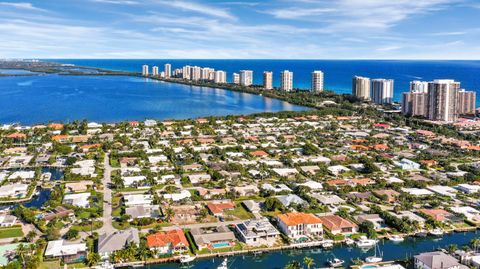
[145,231,480,269]
[0,75,308,124]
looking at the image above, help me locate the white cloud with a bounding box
[0,2,46,11]
[157,0,235,20]
[90,0,139,4]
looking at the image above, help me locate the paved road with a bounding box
[98,153,116,235]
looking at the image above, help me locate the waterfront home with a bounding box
[235,217,280,246]
[0,183,29,198]
[8,170,35,180]
[394,211,426,227]
[277,213,323,240]
[206,200,235,217]
[44,206,75,222]
[62,192,91,208]
[44,240,87,263]
[317,215,358,235]
[190,225,236,250]
[146,229,189,255]
[450,206,480,223]
[123,194,153,206]
[354,214,386,230]
[169,204,204,224]
[419,209,454,222]
[414,251,468,269]
[98,228,140,259]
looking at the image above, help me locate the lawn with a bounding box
[39,260,60,269]
[0,226,24,239]
[224,202,254,220]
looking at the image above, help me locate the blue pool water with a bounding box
[0,74,308,124]
[212,242,231,248]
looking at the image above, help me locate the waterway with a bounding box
[0,74,309,124]
[141,231,479,269]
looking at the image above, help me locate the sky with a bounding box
[0,0,480,59]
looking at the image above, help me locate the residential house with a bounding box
[146,229,189,255]
[191,226,236,250]
[44,240,87,263]
[98,228,140,259]
[414,252,468,269]
[235,217,280,246]
[317,215,358,235]
[277,213,323,240]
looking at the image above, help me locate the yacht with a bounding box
[344,238,355,246]
[429,228,444,236]
[365,244,383,263]
[415,230,428,237]
[356,236,377,248]
[322,240,334,249]
[179,255,196,264]
[327,258,345,267]
[217,258,228,269]
[388,234,404,242]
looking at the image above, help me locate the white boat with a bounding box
[217,258,228,269]
[322,240,334,249]
[179,255,196,263]
[356,236,377,248]
[429,228,444,236]
[327,258,345,267]
[388,234,404,242]
[344,238,355,245]
[365,244,383,263]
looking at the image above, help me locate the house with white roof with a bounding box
[456,184,480,194]
[394,158,420,170]
[123,194,153,206]
[275,194,307,208]
[427,185,457,197]
[296,180,323,191]
[8,170,35,180]
[272,168,298,177]
[122,175,147,187]
[63,192,91,208]
[450,206,480,222]
[163,190,191,202]
[327,165,350,176]
[262,183,292,193]
[44,240,87,263]
[401,188,434,196]
[0,183,29,198]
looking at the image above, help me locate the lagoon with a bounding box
[0,75,308,125]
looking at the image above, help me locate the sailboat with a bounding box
[364,244,383,263]
[217,258,228,269]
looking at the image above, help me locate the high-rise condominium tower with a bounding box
[280,70,293,92]
[164,63,171,78]
[142,65,149,76]
[263,71,273,90]
[352,76,370,100]
[311,71,324,92]
[240,70,253,86]
[427,79,460,122]
[371,79,394,104]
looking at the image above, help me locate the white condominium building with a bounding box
[214,70,227,83]
[352,76,370,100]
[142,65,149,76]
[164,63,171,78]
[190,66,201,81]
[152,66,159,76]
[371,78,394,104]
[311,70,324,92]
[263,71,273,90]
[182,65,191,79]
[240,70,253,86]
[280,70,293,91]
[410,80,428,93]
[233,73,240,84]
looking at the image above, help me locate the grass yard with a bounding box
[224,202,254,220]
[0,226,24,239]
[39,260,60,269]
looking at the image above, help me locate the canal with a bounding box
[139,230,480,269]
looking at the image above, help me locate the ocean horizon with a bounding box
[52,59,480,103]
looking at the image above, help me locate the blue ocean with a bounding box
[54,59,480,101]
[1,60,479,124]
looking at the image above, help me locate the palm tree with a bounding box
[86,252,100,267]
[16,244,26,269]
[284,260,302,269]
[304,256,315,269]
[471,238,480,252]
[447,244,458,254]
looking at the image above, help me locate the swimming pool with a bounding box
[212,242,230,248]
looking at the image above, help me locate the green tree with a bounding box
[304,256,315,269]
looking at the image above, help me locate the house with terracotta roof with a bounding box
[206,200,235,217]
[419,209,454,223]
[250,150,269,157]
[6,133,26,140]
[277,213,323,240]
[146,229,189,255]
[317,215,358,235]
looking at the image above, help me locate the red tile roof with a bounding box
[146,229,189,248]
[277,212,322,226]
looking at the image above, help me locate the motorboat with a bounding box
[415,231,428,237]
[344,238,355,246]
[179,255,196,264]
[365,244,383,263]
[429,228,444,236]
[327,258,345,267]
[217,258,228,269]
[356,236,377,248]
[388,234,404,242]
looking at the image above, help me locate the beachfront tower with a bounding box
[280,70,293,92]
[311,71,324,92]
[263,71,273,90]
